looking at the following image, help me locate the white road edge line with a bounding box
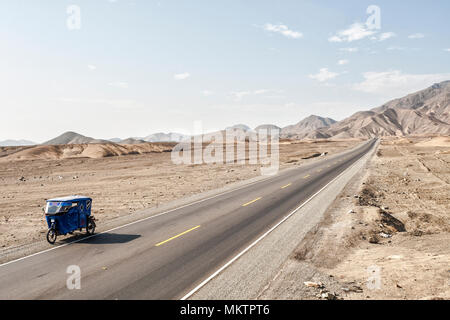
[0,140,373,269]
[0,173,278,268]
[180,141,375,300]
[6,158,334,268]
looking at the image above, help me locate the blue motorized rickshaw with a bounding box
[44,196,96,244]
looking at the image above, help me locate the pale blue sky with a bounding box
[1,0,449,142]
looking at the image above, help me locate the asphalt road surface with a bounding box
[0,138,377,299]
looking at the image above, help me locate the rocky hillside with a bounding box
[43,131,111,145]
[281,115,336,139]
[7,81,450,145]
[0,142,174,161]
[143,132,190,143]
[310,81,450,139]
[254,124,281,132]
[119,138,147,144]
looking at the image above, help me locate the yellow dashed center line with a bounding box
[281,183,292,189]
[155,225,201,247]
[316,168,322,172]
[303,174,310,179]
[242,197,262,207]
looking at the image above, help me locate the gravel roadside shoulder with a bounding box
[189,141,378,299]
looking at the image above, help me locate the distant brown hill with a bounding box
[119,138,147,145]
[254,124,281,132]
[42,131,111,145]
[309,81,450,139]
[281,115,336,139]
[0,142,174,161]
[9,81,450,149]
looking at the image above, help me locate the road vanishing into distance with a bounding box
[0,139,377,299]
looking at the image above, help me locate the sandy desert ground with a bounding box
[261,135,450,300]
[325,135,450,299]
[1,136,448,299]
[0,139,360,251]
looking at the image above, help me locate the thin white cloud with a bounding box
[339,47,359,53]
[253,89,269,94]
[309,68,339,82]
[353,70,450,96]
[108,82,128,89]
[408,33,425,39]
[263,23,303,39]
[88,65,96,70]
[230,89,281,101]
[284,102,299,108]
[174,72,190,80]
[377,32,396,41]
[338,59,349,65]
[330,22,396,44]
[329,23,376,42]
[309,101,360,117]
[387,46,405,51]
[202,90,214,96]
[231,91,251,101]
[444,48,450,52]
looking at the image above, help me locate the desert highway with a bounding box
[0,139,377,300]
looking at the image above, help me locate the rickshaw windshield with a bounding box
[45,202,74,214]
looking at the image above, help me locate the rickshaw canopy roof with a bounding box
[47,196,92,202]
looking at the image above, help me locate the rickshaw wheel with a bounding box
[86,218,96,235]
[47,229,57,244]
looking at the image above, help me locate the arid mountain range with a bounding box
[42,131,111,145]
[143,132,190,143]
[280,115,336,139]
[1,81,449,147]
[299,80,450,139]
